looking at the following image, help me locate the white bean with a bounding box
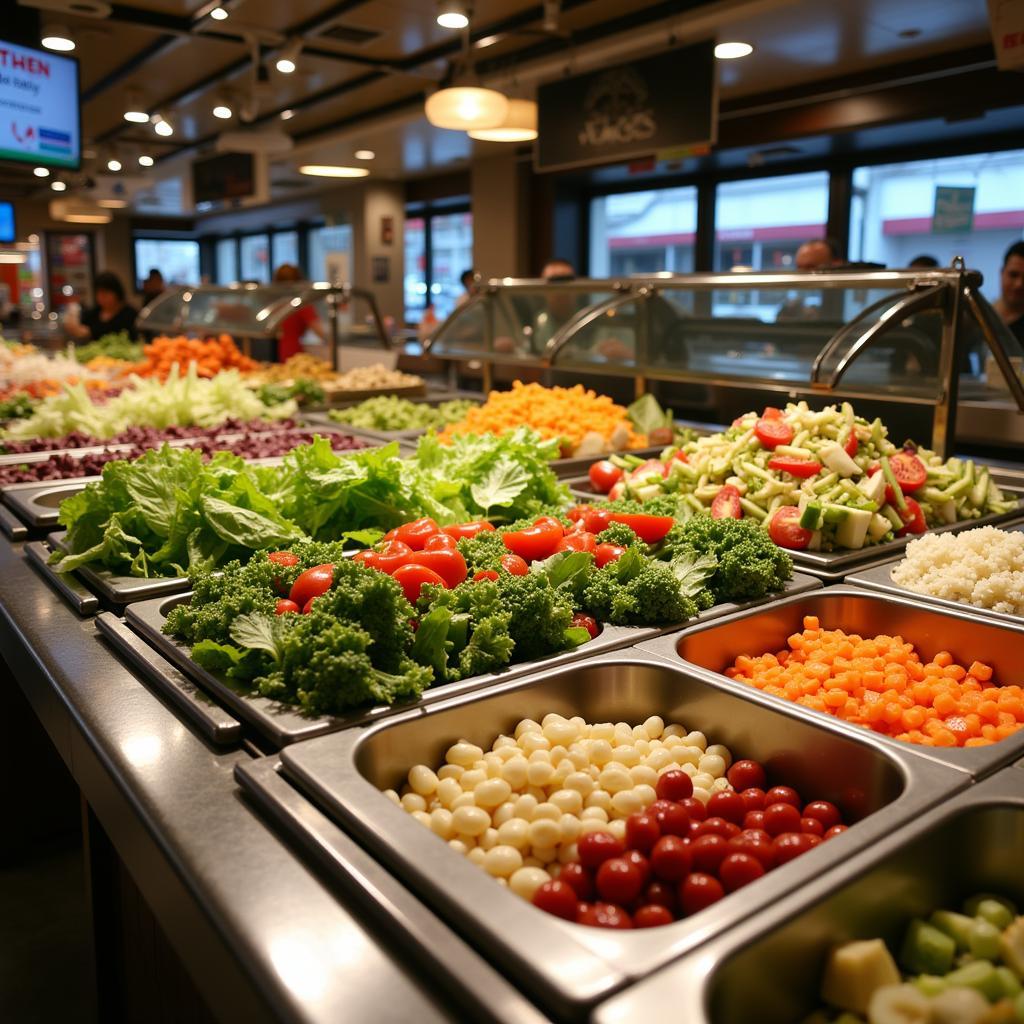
[436,778,462,808]
[581,806,609,823]
[549,789,583,815]
[644,715,665,739]
[512,794,538,821]
[447,741,484,767]
[411,810,432,828]
[401,793,427,814]
[383,789,401,805]
[526,761,555,787]
[532,802,561,822]
[509,866,550,900]
[564,771,595,798]
[429,809,454,840]
[492,802,516,827]
[452,805,490,837]
[500,757,529,790]
[528,817,561,848]
[437,764,463,781]
[474,778,512,809]
[467,847,486,867]
[450,792,476,810]
[514,719,541,739]
[699,754,727,778]
[610,789,643,818]
[408,765,438,796]
[497,818,530,850]
[684,730,707,750]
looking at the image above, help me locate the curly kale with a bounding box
[596,493,689,519]
[669,516,792,603]
[595,521,645,549]
[498,571,579,661]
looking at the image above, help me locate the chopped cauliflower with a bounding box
[891,526,1024,616]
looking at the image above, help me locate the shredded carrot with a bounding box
[723,615,1020,749]
[124,334,258,380]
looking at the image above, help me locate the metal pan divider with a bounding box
[24,540,99,615]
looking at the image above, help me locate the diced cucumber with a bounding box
[912,974,948,997]
[738,497,767,520]
[900,919,957,975]
[800,503,823,530]
[945,959,1003,1001]
[859,470,888,506]
[968,918,1003,960]
[964,895,1018,929]
[880,456,907,511]
[931,910,977,951]
[834,506,873,549]
[820,441,862,478]
[823,503,850,525]
[868,513,893,542]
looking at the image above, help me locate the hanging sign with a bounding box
[987,0,1024,70]
[536,42,716,173]
[933,186,976,233]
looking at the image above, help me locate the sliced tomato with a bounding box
[570,612,600,639]
[580,507,612,534]
[671,450,689,463]
[442,521,495,541]
[392,563,446,604]
[363,539,414,574]
[588,460,623,494]
[767,456,822,479]
[629,459,669,482]
[889,451,927,493]
[502,521,563,562]
[711,485,743,519]
[867,464,898,505]
[607,512,674,543]
[409,548,467,588]
[533,516,566,534]
[754,417,794,450]
[595,543,626,568]
[394,517,441,550]
[499,553,529,576]
[424,532,459,551]
[768,506,813,550]
[895,496,927,536]
[268,551,299,568]
[843,430,858,458]
[472,570,499,582]
[608,481,626,501]
[557,532,597,555]
[761,406,784,420]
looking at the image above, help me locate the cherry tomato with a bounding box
[761,406,784,420]
[363,539,414,575]
[502,522,563,562]
[719,851,766,893]
[743,810,766,831]
[423,532,459,551]
[275,598,300,615]
[727,760,767,791]
[895,496,927,537]
[608,481,626,501]
[557,532,597,555]
[596,857,646,905]
[576,903,633,930]
[577,831,625,869]
[409,548,468,589]
[633,905,674,928]
[472,570,499,582]
[800,816,825,837]
[570,612,600,639]
[802,800,842,829]
[679,798,706,823]
[772,831,820,865]
[679,873,725,915]
[769,505,814,550]
[268,551,299,567]
[650,836,692,881]
[499,553,529,576]
[629,459,670,482]
[352,550,374,565]
[711,484,743,519]
[644,881,676,912]
[391,563,446,604]
[707,791,746,825]
[656,803,691,838]
[738,787,767,813]
[694,816,740,839]
[889,450,927,493]
[763,802,802,836]
[394,517,441,550]
[289,564,334,608]
[727,832,775,871]
[625,812,661,854]
[302,596,320,614]
[765,786,801,808]
[689,834,730,874]
[594,543,627,569]
[578,507,612,534]
[623,849,651,887]
[655,770,693,802]
[588,459,623,494]
[442,521,495,541]
[767,457,822,479]
[606,512,674,543]
[534,515,565,532]
[532,880,578,920]
[843,430,859,458]
[754,417,794,450]
[824,824,849,840]
[559,862,595,901]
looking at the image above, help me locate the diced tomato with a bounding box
[608,481,626,501]
[557,532,597,555]
[580,507,612,534]
[711,485,743,519]
[768,506,813,550]
[409,548,468,588]
[843,430,858,458]
[895,496,927,536]
[761,406,784,420]
[502,521,563,562]
[533,516,566,533]
[889,450,927,493]
[499,553,529,576]
[394,517,441,550]
[570,612,600,639]
[767,456,822,479]
[588,460,623,494]
[754,417,794,450]
[606,513,673,543]
[472,570,499,582]
[595,543,626,568]
[671,450,689,463]
[629,459,669,482]
[267,551,299,568]
[442,521,495,541]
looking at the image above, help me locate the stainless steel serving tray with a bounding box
[307,391,485,443]
[640,586,1024,779]
[272,647,963,1020]
[122,574,820,751]
[594,764,1024,1024]
[846,523,1024,627]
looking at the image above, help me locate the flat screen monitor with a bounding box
[0,40,80,171]
[193,152,255,205]
[0,202,14,243]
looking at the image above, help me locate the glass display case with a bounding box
[427,266,1024,458]
[136,282,390,366]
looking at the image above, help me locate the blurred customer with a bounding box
[64,271,138,340]
[140,268,165,305]
[909,255,939,269]
[456,268,475,307]
[540,258,576,281]
[273,263,327,361]
[795,238,840,272]
[994,242,1024,344]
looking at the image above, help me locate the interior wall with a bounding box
[471,153,532,279]
[353,181,406,326]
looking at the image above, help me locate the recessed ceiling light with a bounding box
[138,155,154,167]
[213,103,233,119]
[276,38,302,74]
[98,199,128,208]
[209,6,228,20]
[124,110,149,123]
[33,166,50,178]
[354,149,375,160]
[51,180,67,191]
[715,41,754,59]
[123,89,150,124]
[107,158,122,171]
[298,165,370,178]
[280,109,295,120]
[437,1,469,30]
[41,25,75,52]
[152,112,174,137]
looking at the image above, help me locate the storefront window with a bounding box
[271,230,299,271]
[239,234,270,283]
[589,187,697,277]
[430,212,473,321]
[134,238,199,286]
[307,224,352,283]
[850,150,1024,301]
[215,238,237,285]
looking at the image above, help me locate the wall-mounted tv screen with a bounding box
[0,40,80,171]
[193,152,255,206]
[0,202,14,243]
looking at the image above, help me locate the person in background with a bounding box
[456,268,475,307]
[909,255,939,269]
[994,241,1024,344]
[795,238,840,272]
[64,271,138,340]
[540,258,576,282]
[140,268,165,305]
[272,263,328,362]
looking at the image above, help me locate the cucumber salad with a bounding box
[586,402,1018,553]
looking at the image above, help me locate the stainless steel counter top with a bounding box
[0,535,550,1024]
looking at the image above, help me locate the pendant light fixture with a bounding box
[468,97,537,141]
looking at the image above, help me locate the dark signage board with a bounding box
[536,41,717,173]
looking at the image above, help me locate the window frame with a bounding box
[131,234,201,291]
[404,197,472,324]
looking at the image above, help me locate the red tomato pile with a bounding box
[531,761,848,930]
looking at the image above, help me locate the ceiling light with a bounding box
[107,158,122,171]
[33,166,50,178]
[425,86,508,130]
[714,41,754,59]
[213,99,233,119]
[276,38,302,73]
[468,98,537,141]
[209,6,229,19]
[138,154,154,167]
[124,109,149,123]
[354,149,375,160]
[280,109,295,120]
[123,89,149,123]
[41,25,75,52]
[51,180,67,191]
[98,199,128,208]
[151,112,174,136]
[298,165,370,178]
[437,1,469,30]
